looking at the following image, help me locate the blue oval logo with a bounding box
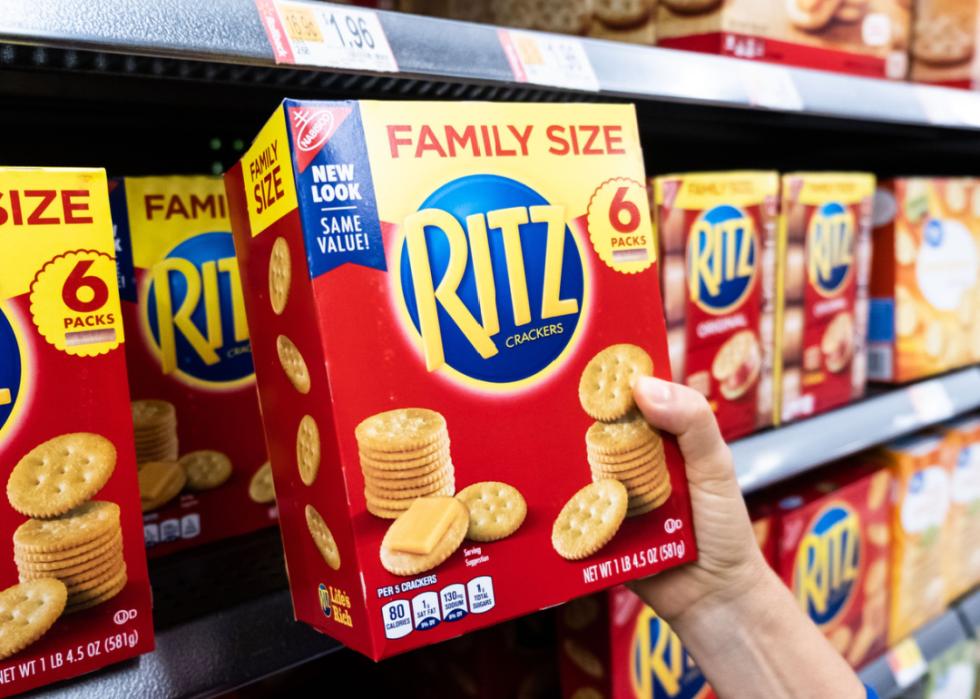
[0,306,23,434]
[687,204,757,315]
[398,174,585,388]
[145,231,253,387]
[924,219,944,247]
[794,504,861,626]
[631,607,710,699]
[807,202,854,296]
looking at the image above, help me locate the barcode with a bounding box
[867,344,893,381]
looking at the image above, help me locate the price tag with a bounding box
[736,63,803,112]
[914,85,958,126]
[498,29,599,92]
[886,637,927,689]
[907,379,955,424]
[255,0,398,72]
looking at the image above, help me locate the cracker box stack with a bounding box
[775,173,874,425]
[224,99,697,658]
[652,172,779,441]
[872,435,954,644]
[0,167,154,694]
[110,176,275,556]
[935,415,980,603]
[869,178,980,382]
[908,0,980,87]
[655,0,910,78]
[774,464,892,668]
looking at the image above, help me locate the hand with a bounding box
[627,376,769,626]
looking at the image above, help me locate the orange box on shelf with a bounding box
[868,178,980,382]
[908,0,980,87]
[935,414,980,603]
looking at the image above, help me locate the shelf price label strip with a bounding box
[255,0,398,72]
[498,29,600,92]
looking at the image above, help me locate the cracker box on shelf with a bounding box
[225,99,697,659]
[775,173,874,425]
[872,434,954,645]
[869,178,980,382]
[0,168,154,695]
[908,0,980,87]
[652,171,779,440]
[774,463,892,668]
[935,414,980,603]
[110,176,275,557]
[654,0,910,79]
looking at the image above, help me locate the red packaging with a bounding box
[110,176,275,556]
[0,167,154,695]
[225,99,697,659]
[774,463,891,668]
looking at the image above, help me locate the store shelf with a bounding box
[734,366,980,493]
[4,0,980,131]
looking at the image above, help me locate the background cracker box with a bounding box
[110,175,275,556]
[0,168,153,694]
[935,414,980,603]
[908,0,980,88]
[655,0,910,79]
[225,99,696,659]
[775,173,874,425]
[774,462,891,668]
[869,178,980,382]
[872,434,954,645]
[653,171,779,440]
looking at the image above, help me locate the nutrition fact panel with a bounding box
[381,576,495,639]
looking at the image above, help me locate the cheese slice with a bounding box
[139,462,174,500]
[386,497,458,555]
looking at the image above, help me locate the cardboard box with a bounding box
[0,168,154,694]
[775,173,874,424]
[936,414,980,603]
[653,171,779,440]
[111,176,275,556]
[908,0,980,87]
[774,463,891,668]
[873,434,954,645]
[869,178,980,382]
[225,99,696,659]
[655,0,910,79]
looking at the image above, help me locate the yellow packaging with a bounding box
[936,415,980,603]
[874,434,954,644]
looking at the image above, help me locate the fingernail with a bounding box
[637,376,672,407]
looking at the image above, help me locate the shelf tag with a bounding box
[886,637,927,689]
[498,29,599,92]
[907,380,955,424]
[256,0,398,72]
[737,63,803,111]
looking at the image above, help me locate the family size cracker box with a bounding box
[225,99,696,659]
[774,463,892,668]
[655,0,910,79]
[908,0,980,87]
[869,178,980,382]
[110,176,275,557]
[653,172,779,441]
[0,168,154,695]
[935,415,980,603]
[872,434,954,645]
[775,173,874,425]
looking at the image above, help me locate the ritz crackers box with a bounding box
[775,173,874,425]
[869,178,980,382]
[0,168,153,694]
[775,464,892,668]
[110,176,274,556]
[225,99,697,659]
[653,172,779,441]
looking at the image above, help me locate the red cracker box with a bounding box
[775,173,874,425]
[653,172,779,441]
[110,176,275,556]
[0,168,153,694]
[774,463,892,668]
[225,99,696,659]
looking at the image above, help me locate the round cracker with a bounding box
[20,551,124,588]
[249,462,276,504]
[13,501,120,552]
[456,481,527,542]
[0,579,67,659]
[180,450,233,491]
[588,441,664,474]
[64,571,127,614]
[269,236,291,315]
[365,473,455,500]
[305,504,341,570]
[379,497,469,576]
[626,486,672,517]
[358,435,450,462]
[8,433,117,518]
[355,408,447,453]
[297,415,321,487]
[131,400,176,430]
[366,481,455,511]
[578,344,652,421]
[361,458,452,483]
[552,480,628,560]
[585,411,660,455]
[358,445,451,472]
[16,532,122,571]
[277,334,311,394]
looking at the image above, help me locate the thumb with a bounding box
[632,376,730,472]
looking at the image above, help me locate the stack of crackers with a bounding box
[355,408,456,520]
[132,399,178,464]
[578,344,671,517]
[137,450,234,512]
[5,433,126,613]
